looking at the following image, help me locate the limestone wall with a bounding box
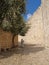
[19,0,49,47]
[20,6,44,44]
[0,29,18,50]
[41,0,49,47]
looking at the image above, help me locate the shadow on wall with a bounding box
[0,43,45,59]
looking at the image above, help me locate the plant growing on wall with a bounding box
[0,0,29,47]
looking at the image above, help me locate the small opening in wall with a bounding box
[1,48,4,52]
[6,48,9,51]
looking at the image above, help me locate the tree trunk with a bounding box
[12,34,16,48]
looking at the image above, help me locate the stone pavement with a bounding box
[0,43,49,65]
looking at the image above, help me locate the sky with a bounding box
[23,0,41,20]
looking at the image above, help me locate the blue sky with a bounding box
[23,0,41,20]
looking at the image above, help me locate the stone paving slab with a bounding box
[0,44,49,65]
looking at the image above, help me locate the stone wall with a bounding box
[41,0,49,47]
[19,0,49,47]
[20,6,44,44]
[0,29,18,50]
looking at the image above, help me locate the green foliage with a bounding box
[0,0,29,36]
[0,0,9,23]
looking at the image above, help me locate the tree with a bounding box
[0,0,9,24]
[0,0,29,47]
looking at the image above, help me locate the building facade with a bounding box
[19,0,49,47]
[0,29,18,51]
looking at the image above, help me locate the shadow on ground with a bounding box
[0,43,45,59]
